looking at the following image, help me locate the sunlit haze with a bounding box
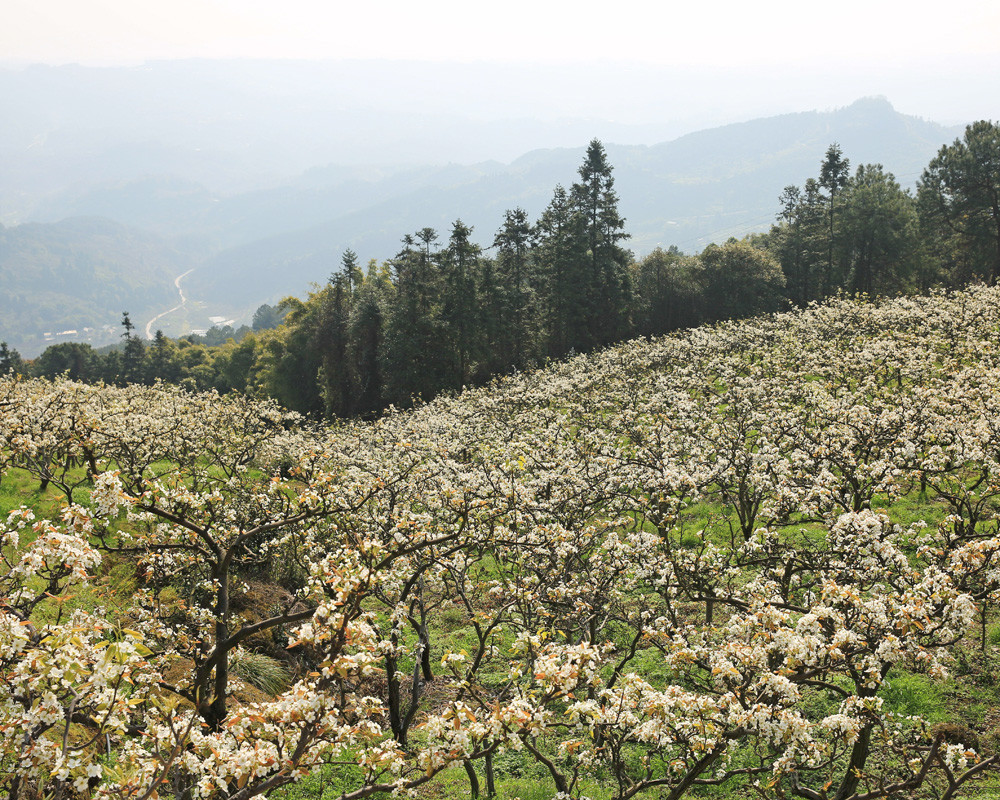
[4,0,999,66]
[4,0,1000,127]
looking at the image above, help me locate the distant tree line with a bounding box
[6,123,1000,417]
[767,121,1000,301]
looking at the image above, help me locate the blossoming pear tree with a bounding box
[5,284,1000,799]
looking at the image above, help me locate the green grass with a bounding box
[0,464,140,621]
[230,649,292,695]
[877,490,950,532]
[270,759,367,800]
[882,670,949,723]
[0,466,73,518]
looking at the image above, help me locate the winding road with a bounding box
[145,269,195,339]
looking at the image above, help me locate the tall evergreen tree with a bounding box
[774,179,827,305]
[120,311,147,385]
[316,249,362,417]
[776,185,807,306]
[350,260,389,417]
[493,208,537,371]
[149,330,181,383]
[335,247,364,291]
[570,139,632,349]
[0,342,24,376]
[476,254,504,378]
[440,220,482,388]
[819,143,850,295]
[535,185,586,358]
[384,231,447,406]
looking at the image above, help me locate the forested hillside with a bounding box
[0,97,963,354]
[5,285,1000,799]
[18,120,1000,423]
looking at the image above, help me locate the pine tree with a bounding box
[819,144,850,295]
[349,260,389,417]
[535,185,586,358]
[440,220,482,388]
[569,139,632,349]
[919,120,1000,284]
[493,208,537,371]
[335,247,364,291]
[476,253,503,377]
[775,180,827,305]
[316,250,360,416]
[384,231,447,406]
[840,164,921,294]
[120,311,146,385]
[0,342,24,376]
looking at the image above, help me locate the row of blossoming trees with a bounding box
[5,286,1000,800]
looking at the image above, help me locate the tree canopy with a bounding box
[919,120,1000,284]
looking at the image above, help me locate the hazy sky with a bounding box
[5,0,998,67]
[3,0,999,137]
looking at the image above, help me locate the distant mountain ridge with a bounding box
[0,96,965,355]
[186,97,961,309]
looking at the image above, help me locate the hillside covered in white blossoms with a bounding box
[4,286,1000,800]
